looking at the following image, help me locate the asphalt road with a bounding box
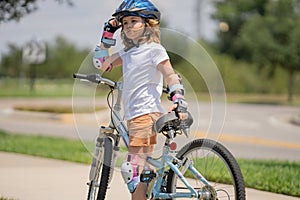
[0,98,299,161]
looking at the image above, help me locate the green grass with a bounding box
[0,197,15,200]
[0,78,74,97]
[0,130,92,164]
[239,159,300,197]
[186,157,300,197]
[0,130,299,197]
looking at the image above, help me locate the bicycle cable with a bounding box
[107,88,121,135]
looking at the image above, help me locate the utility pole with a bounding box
[22,38,46,92]
[195,0,204,39]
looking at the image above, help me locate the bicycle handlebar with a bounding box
[73,73,116,88]
[73,73,170,94]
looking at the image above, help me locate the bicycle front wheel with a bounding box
[166,139,246,200]
[87,137,113,200]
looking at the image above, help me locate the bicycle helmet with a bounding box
[112,0,161,23]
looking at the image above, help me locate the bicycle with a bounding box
[73,73,246,200]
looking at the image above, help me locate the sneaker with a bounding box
[127,176,140,193]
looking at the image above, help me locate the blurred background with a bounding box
[1,0,299,103]
[1,1,300,199]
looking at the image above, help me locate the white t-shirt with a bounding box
[119,42,169,120]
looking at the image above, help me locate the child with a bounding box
[93,0,188,199]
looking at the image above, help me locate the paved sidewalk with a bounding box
[0,152,129,200]
[1,152,299,200]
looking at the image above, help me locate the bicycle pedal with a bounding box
[140,169,156,183]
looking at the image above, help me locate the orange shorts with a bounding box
[127,112,161,147]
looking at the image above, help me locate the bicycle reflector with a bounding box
[170,142,177,151]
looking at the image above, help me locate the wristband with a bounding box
[172,93,184,103]
[101,20,120,48]
[102,31,114,39]
[169,83,185,103]
[101,37,116,48]
[94,46,109,58]
[93,46,109,69]
[169,84,185,96]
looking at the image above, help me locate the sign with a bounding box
[22,39,46,64]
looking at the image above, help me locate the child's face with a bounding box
[122,16,145,42]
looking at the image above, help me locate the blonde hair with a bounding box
[121,19,160,50]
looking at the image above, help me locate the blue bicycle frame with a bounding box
[146,137,211,199]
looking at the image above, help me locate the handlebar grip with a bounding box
[73,73,87,79]
[73,73,116,87]
[73,73,101,84]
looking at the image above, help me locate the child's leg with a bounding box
[132,182,148,200]
[122,113,160,199]
[129,146,153,200]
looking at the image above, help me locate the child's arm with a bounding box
[93,18,122,73]
[158,59,188,119]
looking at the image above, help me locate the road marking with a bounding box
[194,131,300,150]
[60,113,74,124]
[59,114,300,151]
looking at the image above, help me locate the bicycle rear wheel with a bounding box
[87,137,113,200]
[166,139,245,200]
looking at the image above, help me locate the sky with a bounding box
[0,0,218,58]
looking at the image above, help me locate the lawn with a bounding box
[0,78,74,97]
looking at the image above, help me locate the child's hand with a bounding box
[107,18,120,29]
[101,18,120,48]
[168,98,188,120]
[104,18,121,33]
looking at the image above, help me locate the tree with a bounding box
[237,0,300,101]
[0,0,73,23]
[212,0,269,59]
[42,36,89,79]
[0,35,89,79]
[0,44,23,77]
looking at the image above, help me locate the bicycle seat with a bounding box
[155,111,193,134]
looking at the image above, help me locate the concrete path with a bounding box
[0,152,129,200]
[1,152,299,200]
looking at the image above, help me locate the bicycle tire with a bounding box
[166,138,246,200]
[87,137,113,200]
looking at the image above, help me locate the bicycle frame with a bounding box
[146,136,211,199]
[108,81,130,148]
[105,81,212,199]
[74,73,245,200]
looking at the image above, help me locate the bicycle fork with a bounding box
[88,126,118,186]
